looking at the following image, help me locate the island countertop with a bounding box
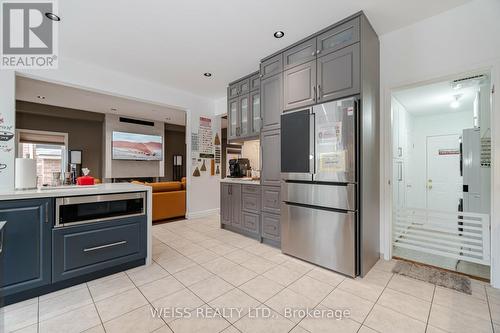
[0,183,151,201]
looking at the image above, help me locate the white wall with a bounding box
[0,71,16,191]
[103,114,165,179]
[406,110,473,208]
[379,0,500,286]
[16,57,220,217]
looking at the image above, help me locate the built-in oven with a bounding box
[55,192,145,227]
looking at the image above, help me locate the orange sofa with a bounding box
[133,178,186,222]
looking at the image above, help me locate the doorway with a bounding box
[391,72,492,280]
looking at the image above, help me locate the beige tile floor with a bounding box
[1,214,499,333]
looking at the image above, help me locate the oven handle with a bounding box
[83,240,127,252]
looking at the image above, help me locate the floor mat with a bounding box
[392,261,471,294]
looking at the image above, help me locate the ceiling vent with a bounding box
[119,117,155,127]
[451,74,487,90]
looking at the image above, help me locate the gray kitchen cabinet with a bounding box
[242,193,260,214]
[231,184,242,228]
[228,83,239,99]
[261,212,281,242]
[317,43,360,103]
[261,186,281,215]
[316,17,360,57]
[220,183,242,228]
[260,53,282,80]
[221,183,232,225]
[283,37,316,70]
[228,71,260,141]
[261,73,282,131]
[0,198,52,298]
[249,90,261,134]
[261,129,281,187]
[242,212,259,233]
[283,60,317,111]
[239,78,250,95]
[239,94,250,137]
[250,73,260,91]
[228,98,239,140]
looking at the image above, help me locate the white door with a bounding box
[426,135,462,211]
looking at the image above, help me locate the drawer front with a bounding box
[262,212,280,241]
[52,216,147,282]
[260,54,282,79]
[242,193,261,213]
[262,186,281,214]
[242,184,260,195]
[242,212,259,233]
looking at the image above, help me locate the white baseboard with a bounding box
[186,208,220,219]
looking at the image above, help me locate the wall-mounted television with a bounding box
[112,131,163,161]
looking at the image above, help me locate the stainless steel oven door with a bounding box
[313,98,357,183]
[281,108,314,181]
[55,192,145,227]
[281,202,356,277]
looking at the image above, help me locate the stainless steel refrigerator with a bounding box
[280,97,378,277]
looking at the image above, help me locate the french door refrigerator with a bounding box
[280,97,362,277]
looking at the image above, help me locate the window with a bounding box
[17,130,68,187]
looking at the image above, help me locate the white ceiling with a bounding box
[393,78,483,115]
[16,76,186,125]
[57,0,471,99]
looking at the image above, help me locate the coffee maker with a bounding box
[228,158,251,178]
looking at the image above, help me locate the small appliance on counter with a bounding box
[228,158,251,178]
[15,158,37,189]
[76,168,95,186]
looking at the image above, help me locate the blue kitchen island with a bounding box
[0,183,153,306]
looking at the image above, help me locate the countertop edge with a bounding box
[0,183,151,201]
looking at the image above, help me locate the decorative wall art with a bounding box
[0,112,15,182]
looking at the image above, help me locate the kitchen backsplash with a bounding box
[241,139,260,171]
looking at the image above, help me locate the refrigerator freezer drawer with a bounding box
[281,202,356,277]
[282,181,356,211]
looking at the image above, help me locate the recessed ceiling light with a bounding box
[110,107,117,111]
[203,73,212,77]
[45,12,61,21]
[273,31,285,38]
[37,95,46,100]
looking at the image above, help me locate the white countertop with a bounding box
[220,178,261,185]
[0,183,151,201]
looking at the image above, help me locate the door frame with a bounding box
[425,134,462,211]
[381,62,500,287]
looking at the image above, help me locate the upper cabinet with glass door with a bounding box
[227,71,261,141]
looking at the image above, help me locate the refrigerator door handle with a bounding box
[309,111,315,174]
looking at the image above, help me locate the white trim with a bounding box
[381,61,500,288]
[186,208,220,220]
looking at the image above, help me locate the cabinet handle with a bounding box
[0,221,6,254]
[317,85,321,100]
[83,240,127,252]
[398,147,403,157]
[313,86,316,100]
[45,202,49,223]
[311,51,316,56]
[316,49,321,55]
